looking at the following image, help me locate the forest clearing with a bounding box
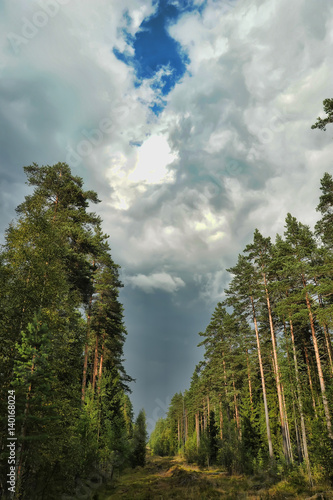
[98,454,333,499]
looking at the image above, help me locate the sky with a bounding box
[1,0,333,432]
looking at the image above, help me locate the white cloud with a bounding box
[1,0,333,290]
[105,133,178,210]
[125,272,185,293]
[128,134,178,184]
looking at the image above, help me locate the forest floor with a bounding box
[97,455,333,499]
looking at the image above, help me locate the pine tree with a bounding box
[131,410,148,467]
[0,162,134,498]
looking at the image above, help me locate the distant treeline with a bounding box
[0,163,146,499]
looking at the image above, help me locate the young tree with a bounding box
[131,410,148,467]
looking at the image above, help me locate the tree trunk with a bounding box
[315,277,333,376]
[195,412,200,449]
[185,408,188,444]
[178,419,180,446]
[203,399,207,431]
[250,295,274,458]
[246,348,253,411]
[82,271,94,402]
[97,332,105,397]
[219,398,223,440]
[289,317,312,485]
[92,333,99,395]
[322,323,333,377]
[302,274,332,438]
[232,374,241,438]
[263,271,292,463]
[304,343,317,417]
[281,382,293,464]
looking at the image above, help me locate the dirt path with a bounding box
[97,455,332,500]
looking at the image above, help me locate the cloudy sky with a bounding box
[1,0,333,430]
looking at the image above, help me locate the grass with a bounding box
[95,455,333,500]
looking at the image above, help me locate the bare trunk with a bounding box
[293,403,302,463]
[185,408,188,444]
[263,271,292,463]
[232,375,241,438]
[92,334,99,394]
[97,332,105,397]
[82,268,94,402]
[250,295,274,458]
[203,399,207,431]
[315,277,333,376]
[281,382,293,464]
[81,297,92,402]
[219,398,223,440]
[304,344,317,417]
[322,323,333,377]
[177,419,180,445]
[195,412,200,449]
[289,318,312,484]
[246,348,253,411]
[302,274,332,438]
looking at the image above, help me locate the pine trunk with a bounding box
[195,412,200,449]
[232,375,241,438]
[250,295,274,458]
[82,278,93,402]
[302,274,332,438]
[203,399,207,431]
[315,277,333,376]
[263,271,292,463]
[219,398,223,440]
[178,419,180,445]
[289,317,312,484]
[246,348,253,411]
[97,332,105,397]
[92,333,99,394]
[304,343,317,417]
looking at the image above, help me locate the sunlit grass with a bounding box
[96,455,333,499]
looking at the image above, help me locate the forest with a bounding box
[149,170,333,487]
[0,164,147,499]
[0,100,332,499]
[149,101,333,490]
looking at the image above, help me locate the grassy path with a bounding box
[97,455,333,499]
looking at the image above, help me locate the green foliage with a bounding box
[149,418,172,457]
[0,163,135,498]
[311,98,333,131]
[184,431,199,463]
[131,409,148,468]
[150,171,333,487]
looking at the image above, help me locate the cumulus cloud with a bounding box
[1,0,333,426]
[1,0,332,281]
[125,272,185,293]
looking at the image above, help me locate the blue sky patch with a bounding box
[113,0,206,113]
